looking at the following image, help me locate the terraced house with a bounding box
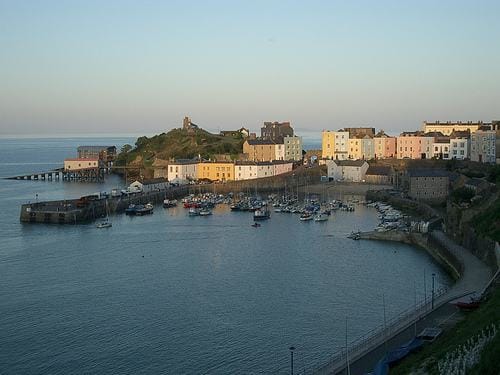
[243,139,276,162]
[197,162,234,182]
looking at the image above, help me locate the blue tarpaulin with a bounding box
[372,337,423,375]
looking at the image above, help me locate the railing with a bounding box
[310,287,451,375]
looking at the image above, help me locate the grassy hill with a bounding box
[115,127,245,170]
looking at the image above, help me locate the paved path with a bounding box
[313,230,493,375]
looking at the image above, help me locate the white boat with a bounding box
[188,207,200,216]
[199,208,212,216]
[254,208,270,220]
[97,200,112,228]
[299,213,313,221]
[314,213,328,222]
[163,199,177,208]
[96,220,112,228]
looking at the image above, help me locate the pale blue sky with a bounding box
[1,0,499,136]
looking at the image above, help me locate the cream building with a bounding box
[322,130,349,160]
[235,162,259,180]
[422,121,489,136]
[64,158,100,171]
[256,162,275,178]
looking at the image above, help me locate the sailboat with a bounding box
[96,199,112,228]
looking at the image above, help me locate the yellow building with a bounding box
[197,162,235,182]
[348,138,362,160]
[322,130,349,160]
[243,139,277,161]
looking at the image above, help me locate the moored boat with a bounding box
[125,204,137,215]
[163,199,177,208]
[96,219,112,228]
[253,208,270,220]
[199,208,212,216]
[188,207,200,216]
[135,203,154,216]
[314,213,328,222]
[299,213,313,221]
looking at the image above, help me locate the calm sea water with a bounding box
[0,137,450,374]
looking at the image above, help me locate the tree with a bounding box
[121,144,132,153]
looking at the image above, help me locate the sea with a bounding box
[0,137,450,374]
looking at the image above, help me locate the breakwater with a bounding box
[20,186,191,224]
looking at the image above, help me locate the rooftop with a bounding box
[366,166,392,176]
[407,169,450,178]
[64,158,99,162]
[246,139,276,145]
[330,160,368,167]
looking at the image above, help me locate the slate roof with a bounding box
[366,166,392,176]
[407,169,450,178]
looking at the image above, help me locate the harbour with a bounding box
[0,137,453,374]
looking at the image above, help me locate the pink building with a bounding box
[397,132,434,159]
[374,131,397,159]
[273,161,293,176]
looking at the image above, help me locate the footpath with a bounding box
[313,230,493,375]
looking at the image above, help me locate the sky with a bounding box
[1,0,499,137]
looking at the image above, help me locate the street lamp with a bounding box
[289,346,295,375]
[431,273,436,309]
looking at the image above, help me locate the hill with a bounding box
[114,128,245,171]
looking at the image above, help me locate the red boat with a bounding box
[452,295,481,310]
[183,202,200,208]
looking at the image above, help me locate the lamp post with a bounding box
[289,346,295,375]
[431,273,436,309]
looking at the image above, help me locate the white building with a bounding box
[275,143,285,161]
[128,178,169,193]
[322,130,349,160]
[449,132,470,160]
[235,162,258,180]
[284,136,303,161]
[167,160,198,184]
[432,139,451,160]
[471,130,496,163]
[326,160,369,182]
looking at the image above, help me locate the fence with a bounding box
[310,287,451,375]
